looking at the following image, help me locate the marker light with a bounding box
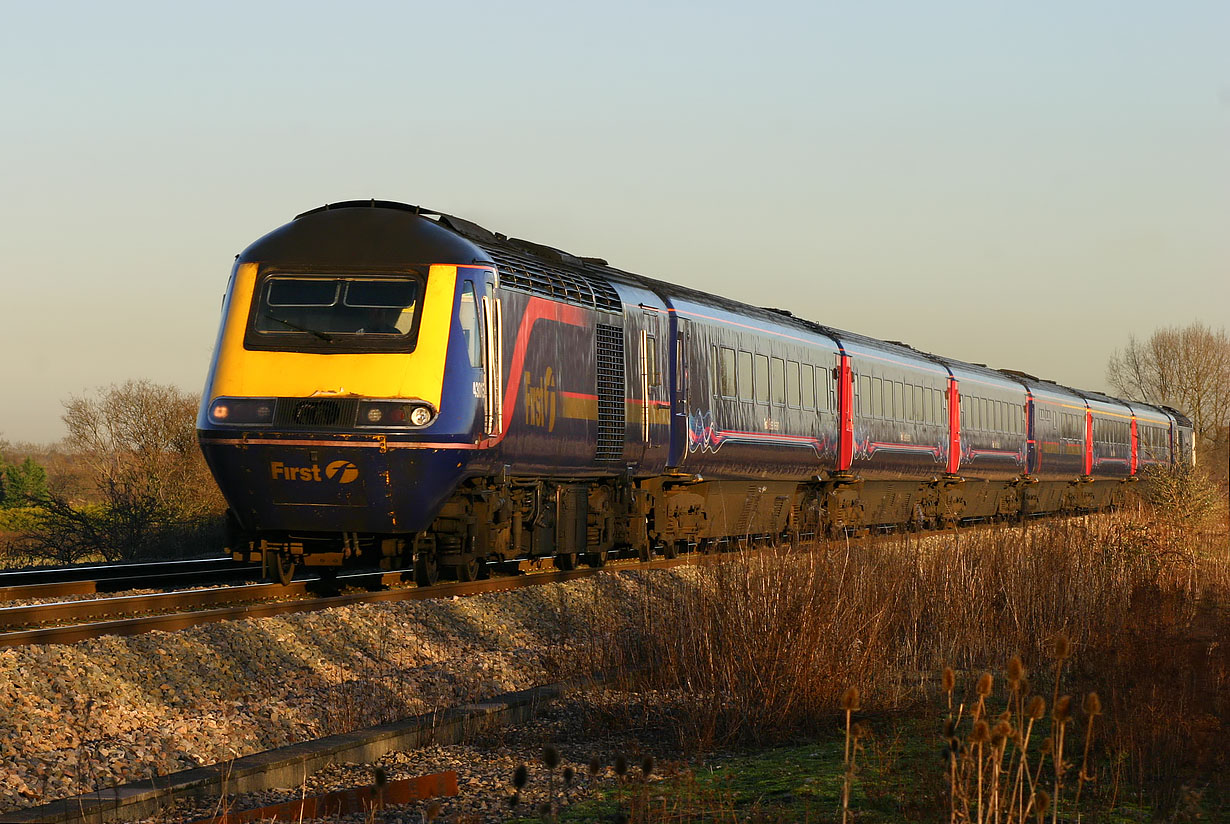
[355,401,435,428]
[208,397,275,425]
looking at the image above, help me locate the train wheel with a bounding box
[661,541,679,560]
[585,549,608,568]
[452,556,480,582]
[414,553,439,587]
[272,552,296,586]
[555,552,578,571]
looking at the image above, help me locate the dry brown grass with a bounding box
[566,492,1228,810]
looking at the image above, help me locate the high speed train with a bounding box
[196,200,1195,584]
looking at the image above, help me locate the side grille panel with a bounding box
[596,324,626,462]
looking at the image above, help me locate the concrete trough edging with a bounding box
[0,676,594,824]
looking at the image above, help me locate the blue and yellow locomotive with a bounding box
[197,200,1195,583]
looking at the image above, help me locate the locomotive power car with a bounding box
[196,200,1195,584]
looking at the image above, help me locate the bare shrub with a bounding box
[15,381,225,563]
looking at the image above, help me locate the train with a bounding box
[196,200,1195,585]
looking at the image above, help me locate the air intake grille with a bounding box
[483,247,622,312]
[596,324,626,462]
[275,399,359,428]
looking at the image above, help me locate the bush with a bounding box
[1138,463,1225,527]
[0,456,48,507]
[13,381,226,564]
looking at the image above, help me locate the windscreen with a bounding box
[252,276,420,345]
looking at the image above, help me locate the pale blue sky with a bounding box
[1,1,1226,443]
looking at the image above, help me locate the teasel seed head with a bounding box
[1083,691,1102,717]
[1007,656,1024,687]
[563,766,574,786]
[852,721,869,740]
[1027,695,1046,720]
[588,755,601,776]
[513,763,528,790]
[641,755,654,778]
[1053,694,1072,725]
[1040,737,1054,755]
[373,766,387,788]
[424,800,442,822]
[971,720,991,745]
[942,718,956,740]
[1049,632,1072,661]
[976,672,993,697]
[841,686,861,712]
[942,667,955,694]
[1035,789,1051,816]
[508,792,520,808]
[614,754,628,777]
[542,744,560,770]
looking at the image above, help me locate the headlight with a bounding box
[208,397,275,425]
[356,401,435,428]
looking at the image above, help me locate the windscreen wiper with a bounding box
[264,313,334,342]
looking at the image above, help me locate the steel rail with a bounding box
[0,557,237,587]
[0,567,266,602]
[0,570,409,632]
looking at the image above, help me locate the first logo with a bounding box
[324,460,359,484]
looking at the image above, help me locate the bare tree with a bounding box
[1107,322,1230,463]
[61,380,222,519]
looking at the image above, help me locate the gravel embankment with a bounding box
[0,569,680,812]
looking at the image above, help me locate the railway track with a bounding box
[0,556,694,648]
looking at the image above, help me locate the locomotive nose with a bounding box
[198,250,500,536]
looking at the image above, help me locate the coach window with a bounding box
[718,347,736,398]
[901,383,913,422]
[754,355,769,404]
[771,358,786,405]
[801,363,815,410]
[787,361,801,408]
[871,378,883,417]
[737,351,753,401]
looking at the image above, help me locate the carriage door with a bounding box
[627,309,670,468]
[668,317,692,468]
[477,271,503,438]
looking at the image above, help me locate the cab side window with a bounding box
[459,281,482,368]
